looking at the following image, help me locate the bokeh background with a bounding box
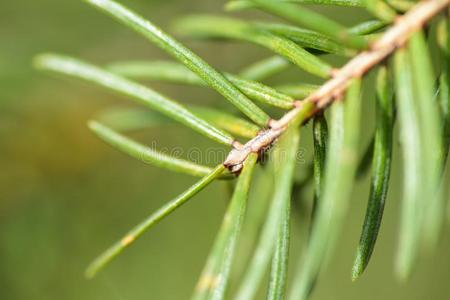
[1,1,449,299]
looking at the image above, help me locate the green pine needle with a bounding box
[364,0,397,22]
[393,49,423,281]
[89,121,232,178]
[34,54,236,146]
[83,0,270,127]
[96,106,261,139]
[352,66,394,280]
[85,164,226,279]
[348,20,387,35]
[108,60,296,109]
[244,0,369,49]
[192,153,257,300]
[267,159,293,300]
[409,31,444,252]
[173,15,333,78]
[226,0,365,11]
[253,22,356,56]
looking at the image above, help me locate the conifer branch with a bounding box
[224,0,450,173]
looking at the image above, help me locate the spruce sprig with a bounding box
[35,0,450,299]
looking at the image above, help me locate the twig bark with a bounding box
[224,0,450,173]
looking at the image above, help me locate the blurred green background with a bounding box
[1,1,449,299]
